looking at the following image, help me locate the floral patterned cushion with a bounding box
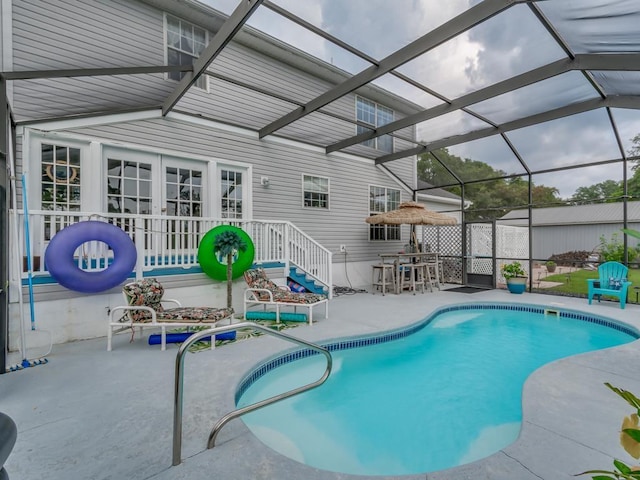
[120,278,234,323]
[244,268,327,305]
[156,306,234,323]
[121,278,165,323]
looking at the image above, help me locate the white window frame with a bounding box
[162,156,208,217]
[302,174,330,209]
[368,185,401,241]
[28,133,92,212]
[217,165,248,220]
[104,147,160,216]
[356,96,395,153]
[164,13,208,91]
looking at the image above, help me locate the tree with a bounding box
[417,148,562,220]
[629,133,640,158]
[571,180,622,204]
[213,230,248,309]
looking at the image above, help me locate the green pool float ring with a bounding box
[198,225,255,281]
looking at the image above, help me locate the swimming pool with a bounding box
[236,303,638,475]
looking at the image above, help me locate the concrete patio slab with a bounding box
[2,286,640,480]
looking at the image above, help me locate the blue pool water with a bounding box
[237,305,637,475]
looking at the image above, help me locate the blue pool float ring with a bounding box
[198,225,255,281]
[45,221,137,293]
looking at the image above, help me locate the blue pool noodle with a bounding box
[148,331,236,345]
[245,311,308,322]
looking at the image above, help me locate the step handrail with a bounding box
[172,322,332,466]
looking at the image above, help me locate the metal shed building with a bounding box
[500,202,640,260]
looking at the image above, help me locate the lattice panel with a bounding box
[422,225,462,255]
[466,224,492,256]
[496,225,529,259]
[470,258,493,275]
[441,257,463,283]
[421,224,529,284]
[465,224,492,275]
[422,225,463,283]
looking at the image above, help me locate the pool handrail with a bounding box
[172,321,332,466]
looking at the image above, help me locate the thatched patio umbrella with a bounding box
[365,201,457,226]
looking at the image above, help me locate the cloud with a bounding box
[196,0,636,198]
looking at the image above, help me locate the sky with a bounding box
[199,0,640,199]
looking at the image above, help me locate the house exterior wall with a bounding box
[9,0,417,192]
[3,0,456,347]
[11,0,174,118]
[7,0,438,262]
[25,114,421,261]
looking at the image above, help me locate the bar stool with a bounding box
[424,261,439,292]
[372,263,396,295]
[422,254,441,291]
[399,262,425,294]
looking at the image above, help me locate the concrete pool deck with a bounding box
[3,286,640,480]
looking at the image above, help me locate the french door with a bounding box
[104,148,208,217]
[103,147,248,221]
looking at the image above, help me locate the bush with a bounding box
[600,233,639,263]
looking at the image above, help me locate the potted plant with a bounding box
[501,261,528,294]
[545,260,557,273]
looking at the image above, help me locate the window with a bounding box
[107,159,152,214]
[166,14,207,90]
[41,144,81,212]
[220,169,243,219]
[303,175,329,209]
[41,143,81,240]
[356,96,394,153]
[165,166,202,216]
[369,186,400,241]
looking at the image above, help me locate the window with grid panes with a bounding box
[356,96,394,153]
[41,144,81,240]
[166,14,207,90]
[165,167,202,216]
[107,159,152,215]
[369,186,400,241]
[41,144,81,212]
[220,169,243,219]
[303,175,329,209]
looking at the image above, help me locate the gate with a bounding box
[464,222,495,288]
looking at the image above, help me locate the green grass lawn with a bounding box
[540,268,640,303]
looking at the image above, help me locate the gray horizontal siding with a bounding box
[62,116,416,262]
[13,0,161,68]
[11,0,418,164]
[175,76,295,130]
[275,112,359,147]
[11,0,171,121]
[209,42,330,106]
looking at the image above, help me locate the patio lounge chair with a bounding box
[107,278,234,351]
[243,268,328,325]
[587,261,632,309]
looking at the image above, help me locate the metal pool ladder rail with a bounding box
[172,321,333,466]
